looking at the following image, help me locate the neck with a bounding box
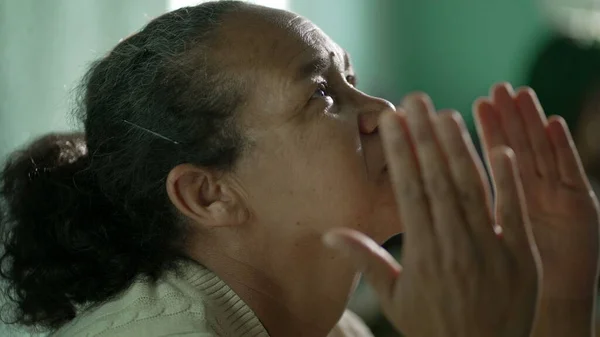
[189,229,359,337]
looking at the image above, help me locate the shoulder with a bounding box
[52,270,216,337]
[328,310,374,337]
[51,260,269,337]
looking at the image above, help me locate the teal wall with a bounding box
[404,0,548,129]
[0,0,166,161]
[293,0,548,130]
[291,0,410,103]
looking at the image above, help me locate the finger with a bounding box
[402,94,470,256]
[547,116,590,188]
[491,83,537,176]
[489,147,535,258]
[323,229,401,304]
[473,98,508,170]
[435,110,501,253]
[514,88,557,179]
[380,109,435,244]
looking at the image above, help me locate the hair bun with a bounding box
[1,132,98,328]
[21,133,88,181]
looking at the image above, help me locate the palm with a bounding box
[522,173,598,296]
[476,84,600,298]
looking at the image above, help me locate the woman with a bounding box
[0,2,598,336]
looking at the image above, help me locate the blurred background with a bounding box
[2,0,600,336]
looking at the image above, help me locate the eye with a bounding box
[346,75,357,87]
[312,82,330,99]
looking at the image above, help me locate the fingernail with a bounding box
[493,224,504,238]
[322,232,341,248]
[322,233,350,256]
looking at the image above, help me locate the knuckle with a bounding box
[398,179,426,201]
[412,126,434,143]
[424,170,454,198]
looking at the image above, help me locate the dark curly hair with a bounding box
[0,0,249,331]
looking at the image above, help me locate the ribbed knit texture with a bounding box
[51,259,270,337]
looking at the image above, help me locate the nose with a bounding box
[356,94,396,134]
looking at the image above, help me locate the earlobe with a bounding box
[166,164,248,228]
[206,199,249,227]
[207,183,250,226]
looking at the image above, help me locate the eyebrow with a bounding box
[296,56,330,81]
[295,50,353,82]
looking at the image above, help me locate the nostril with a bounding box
[358,98,396,134]
[358,112,380,134]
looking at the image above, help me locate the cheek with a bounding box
[287,132,372,219]
[238,115,403,239]
[244,120,372,224]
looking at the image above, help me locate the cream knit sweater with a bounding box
[50,260,373,337]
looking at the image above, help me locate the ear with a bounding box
[166,164,249,228]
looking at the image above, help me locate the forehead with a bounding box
[215,6,347,76]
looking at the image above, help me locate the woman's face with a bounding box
[221,7,400,244]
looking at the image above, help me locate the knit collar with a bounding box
[179,259,271,337]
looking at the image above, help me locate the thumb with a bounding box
[323,228,402,301]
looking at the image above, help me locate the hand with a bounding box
[474,83,600,336]
[324,93,541,337]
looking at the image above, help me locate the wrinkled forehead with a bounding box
[214,5,346,74]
